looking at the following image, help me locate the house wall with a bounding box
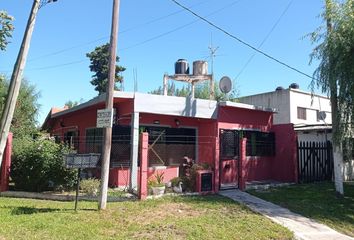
[217,106,278,187]
[239,90,290,124]
[47,97,299,189]
[271,124,298,183]
[106,166,179,188]
[289,89,332,125]
[239,89,332,126]
[297,131,332,143]
[198,121,217,167]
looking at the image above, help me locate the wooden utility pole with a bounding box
[0,0,40,168]
[98,0,120,210]
[325,0,343,195]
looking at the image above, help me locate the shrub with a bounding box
[80,178,100,196]
[11,135,77,192]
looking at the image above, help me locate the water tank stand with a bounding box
[163,74,213,99]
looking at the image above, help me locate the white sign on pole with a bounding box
[97,108,114,128]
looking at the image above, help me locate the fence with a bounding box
[55,133,199,168]
[297,141,333,183]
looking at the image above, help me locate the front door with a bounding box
[220,159,238,189]
[219,129,239,189]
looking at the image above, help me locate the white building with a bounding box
[239,85,353,180]
[239,85,332,142]
[239,85,332,126]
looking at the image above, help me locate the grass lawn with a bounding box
[248,182,354,237]
[0,195,293,240]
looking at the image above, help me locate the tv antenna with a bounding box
[208,33,219,75]
[208,33,219,99]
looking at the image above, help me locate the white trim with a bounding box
[219,101,277,113]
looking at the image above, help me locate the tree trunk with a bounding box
[326,0,344,195]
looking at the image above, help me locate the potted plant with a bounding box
[148,171,165,196]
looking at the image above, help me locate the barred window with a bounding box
[244,131,275,156]
[220,129,275,158]
[220,130,239,159]
[85,128,103,153]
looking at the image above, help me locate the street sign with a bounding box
[96,108,114,128]
[64,153,101,169]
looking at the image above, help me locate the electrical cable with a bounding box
[171,0,315,81]
[27,0,210,63]
[234,0,293,80]
[0,0,241,73]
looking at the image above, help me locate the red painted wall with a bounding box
[217,106,275,188]
[271,124,298,183]
[198,121,217,167]
[0,133,12,192]
[46,97,297,188]
[108,166,179,187]
[243,157,273,182]
[217,106,273,132]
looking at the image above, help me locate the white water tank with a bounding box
[193,61,208,75]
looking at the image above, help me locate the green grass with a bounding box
[248,182,354,237]
[0,195,293,240]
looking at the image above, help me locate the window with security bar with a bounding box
[220,129,275,158]
[220,129,239,159]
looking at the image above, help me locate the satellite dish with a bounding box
[219,76,232,94]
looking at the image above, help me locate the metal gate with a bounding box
[297,141,333,183]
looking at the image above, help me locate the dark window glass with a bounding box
[220,130,239,159]
[220,129,275,158]
[297,107,307,120]
[85,128,103,153]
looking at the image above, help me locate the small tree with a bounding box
[86,43,126,95]
[0,11,14,51]
[0,76,39,138]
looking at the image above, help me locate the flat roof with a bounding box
[239,88,329,100]
[50,91,274,120]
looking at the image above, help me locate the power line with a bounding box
[235,0,293,80]
[27,1,211,63]
[171,0,315,81]
[1,0,241,73]
[28,36,108,62]
[25,59,87,71]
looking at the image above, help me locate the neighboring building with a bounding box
[239,85,353,181]
[43,91,297,191]
[239,85,332,143]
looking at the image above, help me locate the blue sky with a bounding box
[1,0,324,124]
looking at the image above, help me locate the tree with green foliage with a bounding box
[309,0,354,195]
[149,81,239,101]
[86,43,126,95]
[0,75,39,138]
[65,98,84,108]
[0,11,14,51]
[149,82,190,97]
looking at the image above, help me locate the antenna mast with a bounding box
[208,34,219,99]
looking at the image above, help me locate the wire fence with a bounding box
[55,134,216,168]
[55,130,276,168]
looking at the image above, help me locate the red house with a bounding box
[43,92,297,192]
